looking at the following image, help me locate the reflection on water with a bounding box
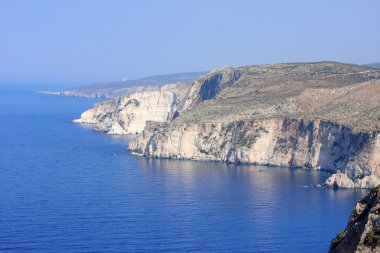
[0,89,369,253]
[133,158,367,252]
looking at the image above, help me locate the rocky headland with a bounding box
[75,62,380,188]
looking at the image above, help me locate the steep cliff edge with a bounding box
[76,62,380,188]
[129,119,380,188]
[329,186,380,252]
[73,90,179,134]
[176,62,380,131]
[129,62,380,188]
[181,66,241,110]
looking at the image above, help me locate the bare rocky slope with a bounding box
[329,186,380,253]
[73,84,188,134]
[76,62,380,188]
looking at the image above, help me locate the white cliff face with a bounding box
[73,91,178,135]
[74,63,380,188]
[129,119,380,188]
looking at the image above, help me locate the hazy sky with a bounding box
[1,0,379,86]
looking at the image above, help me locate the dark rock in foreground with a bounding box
[329,186,380,253]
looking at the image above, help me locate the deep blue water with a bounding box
[0,86,368,252]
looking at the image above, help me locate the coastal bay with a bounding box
[0,86,368,252]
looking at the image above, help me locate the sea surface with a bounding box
[0,86,368,252]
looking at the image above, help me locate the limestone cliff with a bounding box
[181,66,241,110]
[76,62,380,188]
[73,90,178,134]
[329,186,380,252]
[129,119,380,188]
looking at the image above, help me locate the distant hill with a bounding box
[42,71,207,98]
[364,62,380,69]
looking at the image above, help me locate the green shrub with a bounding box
[331,231,345,248]
[364,228,380,247]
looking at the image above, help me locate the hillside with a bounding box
[177,62,380,132]
[45,71,207,98]
[75,61,380,188]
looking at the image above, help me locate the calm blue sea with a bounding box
[0,86,368,253]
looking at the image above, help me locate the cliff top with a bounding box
[175,62,380,132]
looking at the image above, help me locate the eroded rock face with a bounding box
[73,91,178,134]
[129,119,380,187]
[329,187,380,253]
[75,62,380,188]
[181,66,240,111]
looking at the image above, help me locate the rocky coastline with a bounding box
[73,62,380,188]
[129,119,380,189]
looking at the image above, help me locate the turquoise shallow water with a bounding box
[0,86,368,252]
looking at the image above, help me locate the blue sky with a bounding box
[0,0,379,86]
